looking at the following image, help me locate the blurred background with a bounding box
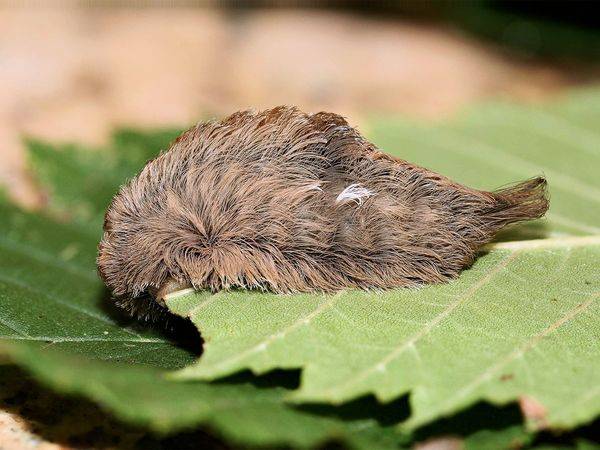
[1,2,600,448]
[1,1,599,210]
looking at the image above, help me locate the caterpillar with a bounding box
[97,106,548,321]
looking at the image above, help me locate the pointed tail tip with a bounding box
[489,176,549,226]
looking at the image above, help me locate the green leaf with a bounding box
[15,90,600,443]
[167,238,600,431]
[26,127,182,226]
[0,201,193,368]
[0,200,413,448]
[163,91,600,431]
[11,194,523,449]
[0,343,409,449]
[369,95,600,237]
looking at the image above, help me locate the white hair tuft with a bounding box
[336,184,375,205]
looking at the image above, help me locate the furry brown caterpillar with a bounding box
[98,106,548,321]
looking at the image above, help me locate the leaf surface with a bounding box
[14,91,600,439]
[164,92,600,430]
[1,343,409,449]
[168,239,600,430]
[27,127,182,226]
[0,201,192,368]
[369,93,600,236]
[0,200,414,448]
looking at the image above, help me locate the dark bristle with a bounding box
[487,177,549,228]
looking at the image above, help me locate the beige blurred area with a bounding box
[0,6,596,209]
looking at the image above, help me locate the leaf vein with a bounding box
[322,252,519,398]
[439,128,600,205]
[201,291,345,374]
[431,293,598,416]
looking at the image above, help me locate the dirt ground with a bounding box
[0,6,598,449]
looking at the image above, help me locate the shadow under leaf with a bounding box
[96,285,204,358]
[211,368,302,391]
[0,365,229,450]
[492,219,550,243]
[297,394,411,427]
